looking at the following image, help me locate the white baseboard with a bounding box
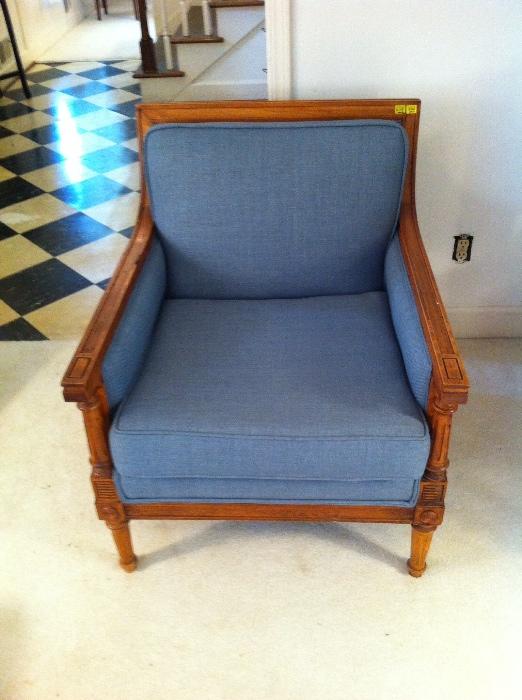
[447,306,522,338]
[175,79,267,100]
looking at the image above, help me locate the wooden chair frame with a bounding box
[62,100,469,576]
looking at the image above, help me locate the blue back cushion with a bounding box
[145,120,407,299]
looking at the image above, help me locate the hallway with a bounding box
[38,0,150,63]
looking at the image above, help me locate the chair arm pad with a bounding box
[62,206,163,404]
[385,234,432,409]
[398,206,469,406]
[102,238,166,409]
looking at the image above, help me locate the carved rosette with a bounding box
[413,478,447,530]
[97,502,128,530]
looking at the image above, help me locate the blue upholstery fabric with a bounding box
[110,293,430,504]
[102,238,166,409]
[145,121,407,299]
[384,235,432,408]
[114,473,420,506]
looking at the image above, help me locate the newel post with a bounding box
[136,0,158,73]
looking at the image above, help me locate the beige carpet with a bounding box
[38,1,154,63]
[0,339,520,699]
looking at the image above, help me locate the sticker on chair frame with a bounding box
[395,104,418,115]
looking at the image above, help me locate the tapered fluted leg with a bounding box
[108,521,137,572]
[407,525,434,577]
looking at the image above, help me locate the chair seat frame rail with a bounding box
[62,100,469,576]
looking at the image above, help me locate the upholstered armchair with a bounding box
[62,100,469,577]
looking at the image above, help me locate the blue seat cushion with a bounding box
[110,293,430,505]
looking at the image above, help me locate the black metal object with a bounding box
[136,0,158,73]
[0,0,31,98]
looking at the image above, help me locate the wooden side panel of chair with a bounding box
[63,100,468,576]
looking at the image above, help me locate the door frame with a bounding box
[265,0,292,99]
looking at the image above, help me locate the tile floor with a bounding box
[0,61,142,340]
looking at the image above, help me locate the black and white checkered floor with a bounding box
[0,61,142,340]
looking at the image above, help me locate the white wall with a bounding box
[290,0,522,337]
[4,0,85,67]
[193,23,265,82]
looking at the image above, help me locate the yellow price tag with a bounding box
[395,104,417,115]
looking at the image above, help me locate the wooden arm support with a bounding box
[62,205,155,403]
[399,204,470,408]
[399,205,469,497]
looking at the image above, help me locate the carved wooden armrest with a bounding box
[62,205,155,404]
[398,204,470,408]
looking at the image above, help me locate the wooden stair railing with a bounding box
[135,0,185,78]
[172,0,224,44]
[135,0,265,79]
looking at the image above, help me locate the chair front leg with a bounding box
[408,524,435,577]
[100,504,137,573]
[79,387,137,572]
[408,392,457,577]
